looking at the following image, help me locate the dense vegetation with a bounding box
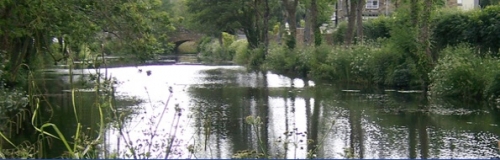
[2,0,500,158]
[190,1,500,101]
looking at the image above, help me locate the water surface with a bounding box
[17,65,500,158]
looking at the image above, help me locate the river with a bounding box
[9,64,500,159]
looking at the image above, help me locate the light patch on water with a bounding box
[67,65,500,159]
[267,97,310,159]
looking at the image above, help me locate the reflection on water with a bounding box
[9,65,500,158]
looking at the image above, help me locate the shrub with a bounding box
[432,5,500,56]
[429,45,498,100]
[222,32,236,49]
[432,10,472,51]
[229,39,248,60]
[331,17,393,45]
[308,44,377,83]
[198,39,225,63]
[363,16,393,41]
[331,22,348,45]
[264,44,312,77]
[197,33,240,64]
[231,39,249,65]
[247,47,266,69]
[367,45,405,86]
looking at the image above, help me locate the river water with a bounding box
[13,64,500,158]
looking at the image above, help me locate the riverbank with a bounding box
[55,54,236,69]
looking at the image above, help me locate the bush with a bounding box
[432,5,500,56]
[222,32,236,49]
[432,10,472,51]
[264,44,311,77]
[308,44,378,83]
[331,22,348,45]
[367,45,405,86]
[331,17,393,45]
[197,33,239,64]
[198,40,225,63]
[363,16,393,41]
[232,39,250,65]
[247,47,266,69]
[429,45,499,100]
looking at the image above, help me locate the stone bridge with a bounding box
[168,28,204,47]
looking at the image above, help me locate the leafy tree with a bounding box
[0,0,174,83]
[186,0,274,51]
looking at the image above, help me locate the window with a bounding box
[457,0,463,6]
[366,0,379,9]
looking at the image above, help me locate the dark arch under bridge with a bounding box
[168,28,204,51]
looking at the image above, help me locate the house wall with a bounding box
[335,0,394,22]
[446,0,479,10]
[461,0,479,10]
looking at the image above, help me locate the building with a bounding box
[333,0,394,23]
[453,0,480,10]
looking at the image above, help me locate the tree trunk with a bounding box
[310,0,318,46]
[344,0,357,46]
[421,0,433,65]
[356,0,365,43]
[344,0,350,20]
[263,0,270,56]
[410,0,420,27]
[283,0,299,42]
[304,6,312,45]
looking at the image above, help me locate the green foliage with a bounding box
[230,39,249,64]
[432,9,470,49]
[429,45,500,100]
[247,47,267,69]
[222,32,236,49]
[367,45,405,86]
[285,34,297,49]
[433,5,500,56]
[363,16,393,41]
[264,44,311,77]
[197,33,239,64]
[262,41,424,88]
[198,39,225,64]
[0,53,28,118]
[331,17,393,45]
[186,0,278,48]
[177,41,198,54]
[231,40,250,65]
[0,0,175,85]
[332,22,348,45]
[485,72,500,100]
[480,0,500,8]
[314,30,322,46]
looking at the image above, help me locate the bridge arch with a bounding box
[167,29,203,54]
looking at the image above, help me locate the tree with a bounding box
[0,0,174,82]
[186,0,274,50]
[304,0,315,45]
[344,0,358,46]
[356,0,366,43]
[283,0,299,48]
